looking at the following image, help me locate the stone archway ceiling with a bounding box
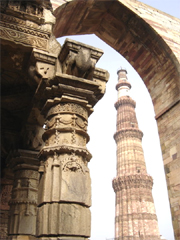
[52,0,180,118]
[52,0,180,63]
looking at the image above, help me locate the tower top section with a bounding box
[116,69,131,98]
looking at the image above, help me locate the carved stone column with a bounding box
[0,169,13,240]
[37,103,91,239]
[35,39,109,240]
[6,150,39,240]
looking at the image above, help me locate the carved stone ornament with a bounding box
[7,149,39,236]
[61,152,89,174]
[115,96,136,109]
[5,1,44,19]
[0,0,55,51]
[47,103,88,120]
[62,48,95,80]
[46,114,87,131]
[114,128,143,141]
[59,38,104,80]
[112,174,153,192]
[0,22,49,51]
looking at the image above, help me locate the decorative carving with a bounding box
[0,13,51,33]
[46,114,87,131]
[63,152,82,173]
[47,103,88,120]
[54,129,60,145]
[7,1,44,17]
[61,153,89,174]
[71,130,76,144]
[58,115,73,126]
[0,21,49,39]
[114,128,143,141]
[59,38,103,65]
[115,96,136,109]
[36,62,55,79]
[112,174,153,192]
[7,150,39,235]
[40,145,92,161]
[0,25,48,50]
[63,48,95,80]
[76,116,87,130]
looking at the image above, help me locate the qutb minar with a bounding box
[112,69,161,240]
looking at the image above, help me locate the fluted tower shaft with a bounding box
[112,69,160,240]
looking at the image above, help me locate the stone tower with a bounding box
[112,69,160,240]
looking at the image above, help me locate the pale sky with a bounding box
[58,1,180,239]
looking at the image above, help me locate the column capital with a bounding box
[32,38,109,117]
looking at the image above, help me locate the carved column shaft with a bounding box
[0,170,13,240]
[37,103,91,239]
[7,150,39,239]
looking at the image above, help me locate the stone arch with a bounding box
[53,0,180,117]
[52,0,180,239]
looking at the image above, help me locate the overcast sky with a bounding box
[58,1,180,240]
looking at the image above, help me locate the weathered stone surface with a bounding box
[7,150,39,237]
[59,38,103,80]
[157,102,180,239]
[37,203,91,237]
[38,237,88,240]
[10,236,36,240]
[61,171,91,205]
[38,154,91,206]
[35,38,108,239]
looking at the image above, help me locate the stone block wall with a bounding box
[157,102,180,240]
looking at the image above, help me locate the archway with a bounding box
[58,33,175,240]
[53,1,180,239]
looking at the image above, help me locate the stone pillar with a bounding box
[37,103,91,239]
[7,150,39,240]
[35,38,109,239]
[0,169,13,240]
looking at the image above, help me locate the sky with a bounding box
[58,1,180,240]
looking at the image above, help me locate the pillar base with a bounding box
[10,236,36,240]
[38,237,89,240]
